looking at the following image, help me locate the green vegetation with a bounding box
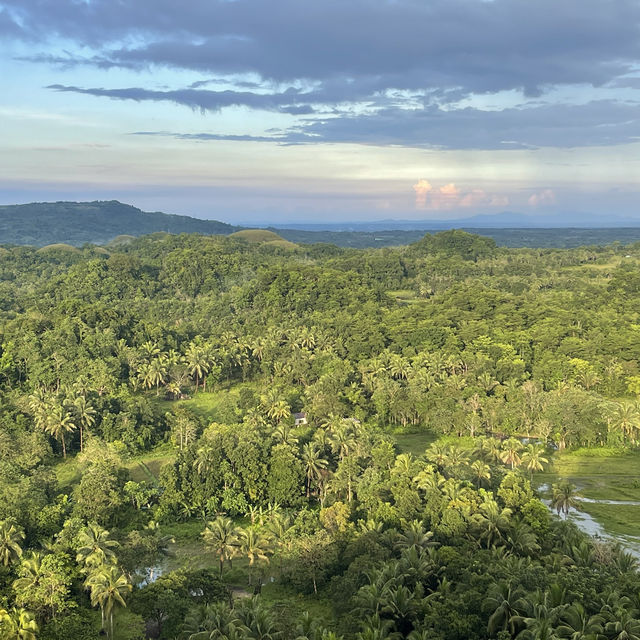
[3,229,640,638]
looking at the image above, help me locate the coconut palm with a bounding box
[266,400,291,424]
[301,442,328,499]
[273,423,299,447]
[202,516,240,577]
[518,601,562,640]
[473,498,513,548]
[44,404,76,458]
[500,438,523,470]
[0,520,24,566]
[239,528,271,586]
[185,342,211,393]
[84,564,131,639]
[604,610,640,640]
[329,421,357,461]
[12,552,44,597]
[470,460,491,488]
[556,602,603,640]
[485,581,526,636]
[611,402,640,444]
[394,521,436,552]
[0,607,38,640]
[521,444,549,478]
[76,523,119,568]
[73,394,96,452]
[235,596,282,640]
[148,356,168,396]
[551,481,580,519]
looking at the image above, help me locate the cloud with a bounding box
[113,98,640,150]
[7,0,640,93]
[413,181,507,210]
[413,179,433,207]
[46,84,314,114]
[287,101,640,149]
[11,0,640,150]
[528,189,556,207]
[132,131,285,143]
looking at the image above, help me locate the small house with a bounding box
[293,412,308,426]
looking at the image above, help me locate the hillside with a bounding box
[0,200,239,246]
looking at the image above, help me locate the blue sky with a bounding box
[2,0,640,224]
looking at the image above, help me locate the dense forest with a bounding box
[2,230,640,639]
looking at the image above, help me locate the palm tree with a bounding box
[76,523,119,568]
[611,403,640,444]
[394,521,436,552]
[239,528,271,586]
[202,516,240,577]
[266,400,291,424]
[604,611,640,640]
[518,601,561,640]
[0,520,24,566]
[473,498,513,548]
[556,602,603,640]
[73,395,96,453]
[521,444,549,478]
[329,421,357,461]
[235,596,282,640]
[470,460,491,488]
[84,564,132,639]
[148,356,168,396]
[485,581,526,636]
[12,552,44,597]
[500,438,523,470]
[44,404,76,458]
[301,442,328,499]
[185,342,211,393]
[551,481,580,519]
[273,423,299,447]
[0,607,38,640]
[358,613,401,640]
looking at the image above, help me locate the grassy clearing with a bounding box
[54,457,81,490]
[127,445,175,483]
[260,582,335,623]
[578,503,640,538]
[162,382,257,424]
[393,431,476,456]
[54,444,176,490]
[537,448,640,501]
[535,447,640,539]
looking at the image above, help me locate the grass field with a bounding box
[535,447,640,540]
[393,431,477,456]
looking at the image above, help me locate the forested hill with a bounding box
[0,200,239,246]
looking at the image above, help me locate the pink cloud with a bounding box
[413,180,508,210]
[413,179,433,207]
[528,189,556,207]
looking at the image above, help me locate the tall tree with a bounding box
[202,516,240,577]
[84,564,131,639]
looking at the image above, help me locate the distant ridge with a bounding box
[0,200,239,246]
[2,200,640,249]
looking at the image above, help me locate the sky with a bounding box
[1,0,640,225]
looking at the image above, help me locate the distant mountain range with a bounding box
[270,210,638,231]
[1,200,640,249]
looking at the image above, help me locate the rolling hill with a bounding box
[0,200,239,246]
